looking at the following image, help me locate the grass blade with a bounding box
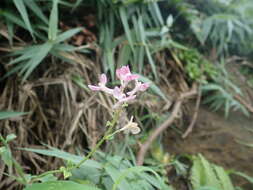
[55,27,82,43]
[0,111,27,120]
[48,0,59,40]
[24,0,48,24]
[13,0,34,39]
[23,42,53,80]
[119,6,134,51]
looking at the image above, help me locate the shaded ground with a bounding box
[165,105,253,188]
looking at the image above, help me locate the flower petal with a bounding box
[130,125,141,134]
[119,95,136,103]
[139,82,149,91]
[113,86,125,100]
[88,85,101,91]
[125,74,139,81]
[99,74,107,85]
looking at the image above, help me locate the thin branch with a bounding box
[234,94,253,113]
[136,85,197,166]
[182,87,201,139]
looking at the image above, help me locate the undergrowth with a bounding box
[0,0,253,190]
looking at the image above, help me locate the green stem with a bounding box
[30,110,121,182]
[30,169,61,183]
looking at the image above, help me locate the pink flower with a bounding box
[88,74,113,94]
[116,66,139,82]
[112,86,136,108]
[88,85,101,91]
[112,86,126,100]
[127,81,150,96]
[113,95,136,109]
[88,66,150,109]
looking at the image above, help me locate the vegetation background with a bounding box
[0,0,253,189]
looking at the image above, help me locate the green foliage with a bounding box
[24,181,102,190]
[201,60,248,117]
[190,154,235,190]
[178,49,217,83]
[169,0,253,56]
[23,147,172,190]
[1,0,83,80]
[97,0,175,79]
[0,111,27,120]
[0,134,28,185]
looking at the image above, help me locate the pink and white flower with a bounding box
[116,66,139,82]
[88,65,150,109]
[88,74,113,94]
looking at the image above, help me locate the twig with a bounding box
[234,94,253,113]
[136,85,197,166]
[182,87,201,138]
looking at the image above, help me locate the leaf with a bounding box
[201,18,213,44]
[48,0,59,40]
[2,11,27,29]
[191,156,205,189]
[6,134,17,142]
[0,111,27,120]
[55,28,83,43]
[19,42,53,80]
[0,146,13,168]
[24,0,48,24]
[13,0,34,39]
[119,7,134,51]
[195,187,221,190]
[214,165,235,190]
[112,166,166,190]
[231,172,253,184]
[105,164,131,190]
[21,147,102,169]
[23,181,102,190]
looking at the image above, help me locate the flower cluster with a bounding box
[88,65,149,108]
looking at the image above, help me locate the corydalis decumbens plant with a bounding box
[88,65,149,134]
[88,65,149,109]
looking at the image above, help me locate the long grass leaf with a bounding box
[48,0,59,40]
[55,27,82,43]
[24,0,48,24]
[19,42,53,80]
[13,0,34,39]
[119,7,134,51]
[0,111,27,120]
[21,147,102,169]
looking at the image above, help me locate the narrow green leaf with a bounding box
[48,0,59,40]
[231,172,253,184]
[13,0,34,39]
[21,147,102,169]
[0,111,27,120]
[119,7,134,51]
[17,42,53,80]
[55,28,82,43]
[23,181,102,190]
[24,0,48,24]
[6,134,17,142]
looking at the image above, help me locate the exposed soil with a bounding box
[165,105,253,189]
